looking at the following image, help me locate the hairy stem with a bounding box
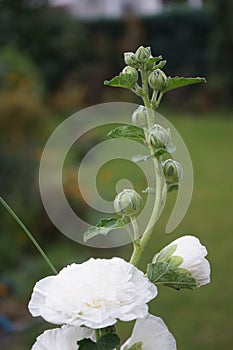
[130,157,165,266]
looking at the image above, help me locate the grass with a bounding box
[3,111,233,349]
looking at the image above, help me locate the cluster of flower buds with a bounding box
[124,46,151,68]
[114,189,143,217]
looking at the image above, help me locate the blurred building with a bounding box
[50,0,203,19]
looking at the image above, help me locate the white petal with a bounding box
[31,325,95,350]
[121,314,177,350]
[28,276,54,316]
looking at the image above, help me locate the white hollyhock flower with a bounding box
[154,235,210,286]
[28,257,157,329]
[31,325,95,350]
[121,314,177,350]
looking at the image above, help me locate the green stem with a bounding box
[0,197,58,274]
[130,215,140,242]
[140,69,155,128]
[130,157,165,267]
[129,68,166,267]
[95,329,101,341]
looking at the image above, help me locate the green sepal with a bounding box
[77,338,97,350]
[167,184,179,193]
[147,262,198,290]
[152,143,175,158]
[145,55,162,70]
[155,244,177,262]
[97,333,120,350]
[83,217,128,242]
[77,334,120,350]
[163,76,206,93]
[104,73,137,89]
[154,60,167,69]
[108,125,145,141]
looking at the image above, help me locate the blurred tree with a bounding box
[207,0,233,106]
[0,0,87,92]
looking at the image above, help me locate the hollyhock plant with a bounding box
[0,45,211,350]
[28,257,157,329]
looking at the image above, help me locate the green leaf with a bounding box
[142,187,156,195]
[97,333,120,350]
[77,338,97,350]
[104,73,136,89]
[165,143,176,154]
[83,217,128,242]
[163,76,206,93]
[147,262,198,290]
[131,154,151,163]
[108,125,145,141]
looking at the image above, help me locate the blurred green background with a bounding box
[0,0,232,349]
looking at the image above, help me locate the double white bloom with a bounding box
[29,257,157,329]
[31,314,177,350]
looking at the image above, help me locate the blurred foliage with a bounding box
[206,0,233,105]
[0,46,45,97]
[1,1,231,109]
[0,0,87,91]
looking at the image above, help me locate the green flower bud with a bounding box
[146,124,171,149]
[124,52,139,68]
[162,159,183,184]
[122,66,138,83]
[148,69,167,90]
[114,189,143,217]
[132,105,148,128]
[135,46,151,62]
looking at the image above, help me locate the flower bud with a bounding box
[152,235,211,287]
[122,66,138,83]
[124,52,139,68]
[132,105,148,128]
[146,124,171,149]
[135,46,151,62]
[114,189,143,217]
[148,69,167,90]
[162,159,182,184]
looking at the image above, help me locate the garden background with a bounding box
[0,0,232,349]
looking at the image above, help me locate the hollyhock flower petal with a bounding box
[121,314,177,350]
[31,325,95,350]
[28,257,157,329]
